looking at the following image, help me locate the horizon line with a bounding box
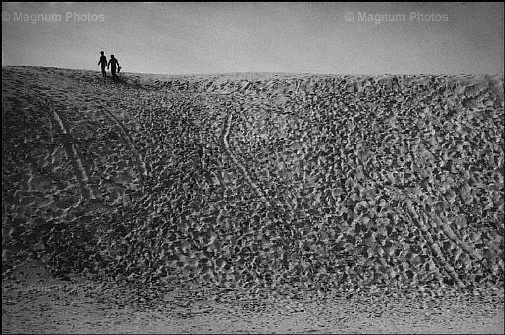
[2,65,504,78]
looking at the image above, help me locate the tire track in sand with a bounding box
[403,199,465,288]
[221,107,272,208]
[394,186,487,262]
[387,186,482,288]
[101,108,149,182]
[40,99,95,201]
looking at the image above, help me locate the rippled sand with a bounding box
[2,66,504,333]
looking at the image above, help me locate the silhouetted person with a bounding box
[98,51,107,79]
[108,55,120,80]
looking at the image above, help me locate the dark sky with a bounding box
[2,2,504,75]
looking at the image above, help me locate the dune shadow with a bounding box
[105,75,151,91]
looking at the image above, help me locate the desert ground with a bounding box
[2,66,504,333]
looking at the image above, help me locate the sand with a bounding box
[2,66,504,333]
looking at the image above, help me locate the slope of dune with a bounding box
[2,66,504,299]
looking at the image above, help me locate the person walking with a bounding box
[98,51,107,79]
[107,55,120,80]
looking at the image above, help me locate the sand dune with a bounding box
[2,66,503,290]
[2,65,504,333]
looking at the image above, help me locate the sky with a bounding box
[2,2,504,75]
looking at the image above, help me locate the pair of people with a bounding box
[98,51,121,79]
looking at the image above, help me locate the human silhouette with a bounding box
[108,55,120,80]
[98,51,107,79]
